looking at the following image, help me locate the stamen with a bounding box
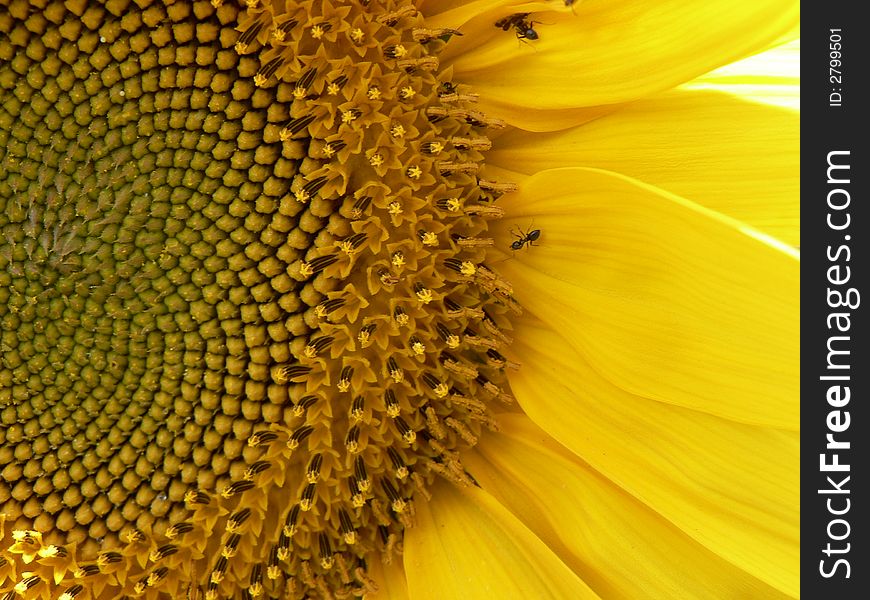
[245,460,273,480]
[284,505,301,537]
[255,56,285,86]
[446,417,478,445]
[281,114,318,140]
[381,479,407,513]
[211,556,228,584]
[223,534,242,559]
[436,323,461,349]
[395,417,416,444]
[345,426,361,453]
[307,454,323,483]
[385,389,401,417]
[294,395,319,417]
[478,179,520,195]
[438,161,479,176]
[387,447,409,480]
[338,366,354,391]
[221,480,256,499]
[354,456,370,491]
[465,203,505,218]
[350,396,366,422]
[227,508,252,533]
[339,509,357,545]
[319,534,334,569]
[160,521,192,541]
[305,335,335,357]
[377,7,417,26]
[328,75,349,95]
[452,136,492,151]
[248,431,279,447]
[387,358,404,382]
[14,576,41,594]
[393,307,409,326]
[248,563,264,591]
[412,27,463,43]
[423,405,446,439]
[59,585,84,600]
[435,197,462,211]
[287,425,315,451]
[150,545,179,562]
[267,546,281,580]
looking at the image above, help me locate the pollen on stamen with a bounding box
[415,284,434,304]
[98,551,123,566]
[345,427,361,454]
[384,390,401,418]
[422,141,445,155]
[149,545,179,562]
[222,534,242,559]
[59,585,84,600]
[420,230,438,246]
[221,480,256,499]
[338,366,353,392]
[358,324,376,347]
[410,336,426,356]
[387,358,404,383]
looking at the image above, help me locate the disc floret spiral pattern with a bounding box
[0,0,520,597]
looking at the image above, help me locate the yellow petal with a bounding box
[418,0,522,22]
[494,167,799,429]
[404,481,600,599]
[463,413,795,599]
[505,319,799,597]
[487,87,799,246]
[367,558,410,600]
[683,39,801,112]
[444,0,799,124]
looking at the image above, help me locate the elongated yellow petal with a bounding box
[494,167,798,429]
[463,413,795,599]
[684,39,801,112]
[404,482,600,599]
[418,0,525,22]
[445,0,799,122]
[367,558,410,600]
[504,318,799,597]
[487,88,799,246]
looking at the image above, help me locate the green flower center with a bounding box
[0,0,519,597]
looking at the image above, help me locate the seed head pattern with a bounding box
[0,0,520,597]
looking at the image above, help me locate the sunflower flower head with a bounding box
[0,0,524,597]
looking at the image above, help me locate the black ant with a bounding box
[510,224,541,251]
[494,13,540,41]
[439,81,458,97]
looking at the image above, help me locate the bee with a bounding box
[494,13,540,41]
[509,225,541,251]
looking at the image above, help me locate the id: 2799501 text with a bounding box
[829,28,843,107]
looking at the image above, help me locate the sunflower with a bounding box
[0,0,798,598]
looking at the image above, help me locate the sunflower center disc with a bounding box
[0,0,520,597]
